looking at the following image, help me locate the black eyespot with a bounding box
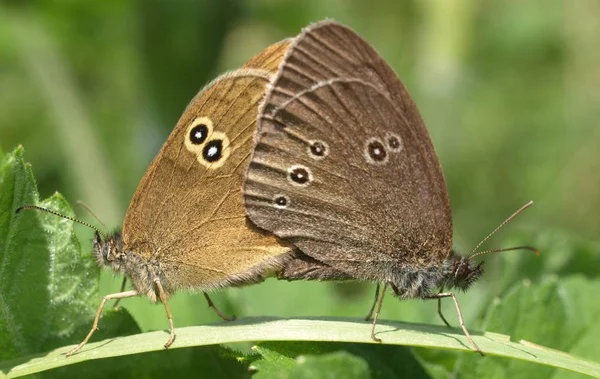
[385,133,403,152]
[202,140,223,162]
[289,166,311,185]
[273,195,289,208]
[367,140,387,162]
[309,141,327,158]
[388,136,400,149]
[189,124,208,145]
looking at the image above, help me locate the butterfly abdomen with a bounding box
[368,262,443,299]
[390,266,444,299]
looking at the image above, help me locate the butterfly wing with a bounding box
[268,21,450,223]
[123,46,295,292]
[243,39,292,72]
[243,22,452,280]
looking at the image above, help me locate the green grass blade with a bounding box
[1,317,598,378]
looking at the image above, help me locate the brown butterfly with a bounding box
[17,39,299,357]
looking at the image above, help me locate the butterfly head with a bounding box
[443,253,484,292]
[92,231,126,272]
[441,202,539,292]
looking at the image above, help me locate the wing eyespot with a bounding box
[385,133,403,153]
[307,140,329,160]
[273,194,290,209]
[364,137,389,164]
[202,139,223,162]
[185,117,213,152]
[184,116,230,169]
[288,165,312,186]
[199,133,230,169]
[189,124,208,145]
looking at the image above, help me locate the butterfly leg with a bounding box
[436,286,451,327]
[112,277,128,308]
[65,290,138,357]
[364,283,381,321]
[154,279,176,348]
[424,292,483,356]
[437,298,451,327]
[370,282,389,342]
[203,292,236,321]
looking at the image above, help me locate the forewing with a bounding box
[123,68,293,291]
[243,39,292,72]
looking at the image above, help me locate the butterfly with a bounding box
[243,20,535,354]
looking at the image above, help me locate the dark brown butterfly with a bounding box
[243,20,535,354]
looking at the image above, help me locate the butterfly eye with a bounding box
[288,165,312,186]
[103,243,115,262]
[364,138,388,164]
[308,140,329,159]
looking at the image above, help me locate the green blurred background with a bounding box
[1,1,598,341]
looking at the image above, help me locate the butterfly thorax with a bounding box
[92,231,163,302]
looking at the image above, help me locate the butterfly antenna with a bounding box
[74,200,108,234]
[467,201,538,261]
[15,205,106,240]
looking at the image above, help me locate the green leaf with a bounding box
[0,146,48,358]
[38,193,100,345]
[1,316,599,378]
[44,345,250,379]
[250,342,428,379]
[0,147,140,361]
[252,347,370,379]
[418,276,600,378]
[250,344,298,376]
[288,351,369,379]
